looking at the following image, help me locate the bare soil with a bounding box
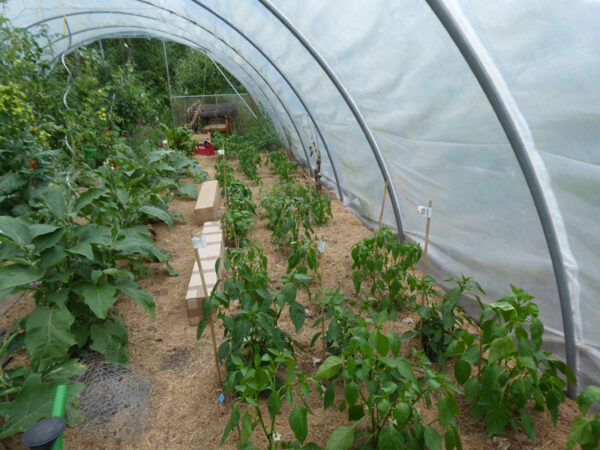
[0,154,578,449]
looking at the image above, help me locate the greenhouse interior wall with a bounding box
[5,1,599,395]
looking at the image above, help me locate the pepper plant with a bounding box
[451,285,575,439]
[567,385,600,450]
[351,227,422,316]
[220,348,320,449]
[316,320,462,449]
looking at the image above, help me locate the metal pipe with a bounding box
[162,40,176,128]
[26,6,345,200]
[425,0,577,397]
[207,55,257,120]
[257,0,402,236]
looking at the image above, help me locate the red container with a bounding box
[194,141,215,155]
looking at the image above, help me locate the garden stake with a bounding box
[378,180,388,231]
[319,239,326,358]
[192,236,223,390]
[422,200,432,305]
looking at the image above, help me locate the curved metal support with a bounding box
[188,1,345,201]
[162,40,177,128]
[257,0,402,236]
[26,5,344,200]
[425,0,577,397]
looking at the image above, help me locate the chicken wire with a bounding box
[69,353,153,442]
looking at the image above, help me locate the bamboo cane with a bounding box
[192,237,223,390]
[378,181,389,231]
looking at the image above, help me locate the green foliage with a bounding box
[452,285,575,438]
[198,244,305,373]
[351,227,422,315]
[221,349,318,450]
[160,123,196,153]
[174,48,245,96]
[405,276,482,365]
[316,318,462,449]
[311,289,360,356]
[567,386,600,450]
[220,179,257,248]
[266,150,297,183]
[261,183,332,248]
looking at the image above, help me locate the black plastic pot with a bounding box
[22,417,66,450]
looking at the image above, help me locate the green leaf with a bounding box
[566,416,594,450]
[389,332,402,357]
[140,205,173,227]
[25,306,75,372]
[90,321,129,364]
[220,404,240,446]
[41,184,68,220]
[577,386,600,415]
[289,404,308,444]
[0,215,32,245]
[488,335,514,364]
[0,264,43,292]
[75,188,107,211]
[378,425,403,450]
[454,359,472,385]
[267,390,281,420]
[315,356,343,379]
[326,426,355,450]
[344,381,359,405]
[0,172,27,195]
[486,397,510,437]
[177,182,198,199]
[348,404,364,421]
[424,426,442,450]
[73,282,118,319]
[289,300,305,333]
[375,332,389,356]
[395,403,411,426]
[0,374,84,440]
[464,377,481,402]
[519,408,536,440]
[240,409,253,444]
[67,241,95,261]
[324,381,336,410]
[438,394,459,428]
[115,279,156,318]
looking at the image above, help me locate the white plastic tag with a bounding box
[162,139,168,145]
[417,206,432,218]
[319,240,325,253]
[217,149,225,156]
[192,236,207,249]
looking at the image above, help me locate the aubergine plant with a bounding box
[451,285,575,439]
[351,227,422,316]
[0,185,164,369]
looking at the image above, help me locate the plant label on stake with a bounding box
[417,202,433,305]
[162,139,169,150]
[318,239,326,357]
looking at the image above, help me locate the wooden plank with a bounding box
[194,180,220,225]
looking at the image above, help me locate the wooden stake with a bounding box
[192,237,223,390]
[378,181,389,231]
[422,200,432,306]
[319,239,326,358]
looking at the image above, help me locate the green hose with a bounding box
[50,385,67,450]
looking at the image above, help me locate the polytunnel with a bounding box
[4,1,599,397]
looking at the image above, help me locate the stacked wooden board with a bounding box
[185,221,224,326]
[194,180,220,225]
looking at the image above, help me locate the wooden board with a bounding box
[194,180,220,225]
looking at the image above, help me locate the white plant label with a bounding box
[319,240,325,253]
[192,236,207,249]
[217,149,225,156]
[417,206,432,218]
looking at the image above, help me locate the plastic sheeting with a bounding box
[4,1,599,393]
